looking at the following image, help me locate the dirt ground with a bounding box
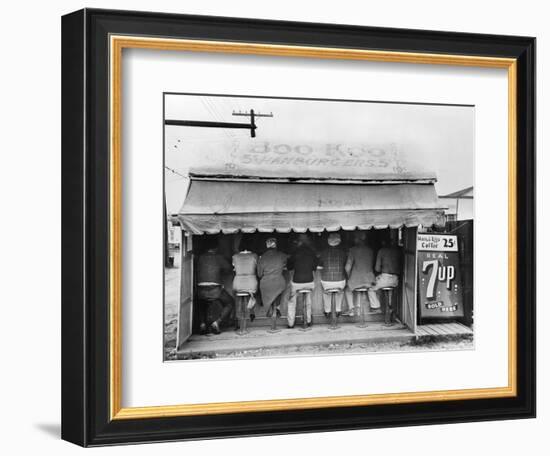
[164,252,181,358]
[168,336,472,361]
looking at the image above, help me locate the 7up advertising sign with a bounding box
[417,233,464,319]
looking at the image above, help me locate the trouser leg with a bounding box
[217,288,234,323]
[198,299,208,325]
[368,289,381,309]
[305,293,312,323]
[322,292,332,313]
[287,287,297,327]
[335,291,344,312]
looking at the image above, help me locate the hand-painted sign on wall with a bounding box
[189,140,435,181]
[239,142,394,168]
[226,141,407,176]
[417,233,464,319]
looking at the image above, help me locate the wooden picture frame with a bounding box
[62,8,535,446]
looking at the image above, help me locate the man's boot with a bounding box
[210,320,221,335]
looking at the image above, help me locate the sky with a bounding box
[164,94,474,214]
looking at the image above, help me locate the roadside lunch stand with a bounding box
[173,141,467,351]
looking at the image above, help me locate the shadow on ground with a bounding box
[34,423,60,439]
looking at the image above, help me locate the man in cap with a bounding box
[318,232,348,318]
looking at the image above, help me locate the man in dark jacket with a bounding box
[196,240,234,334]
[287,234,318,328]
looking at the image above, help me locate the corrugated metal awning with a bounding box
[178,179,445,235]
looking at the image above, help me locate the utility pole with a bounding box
[164,108,274,264]
[231,109,273,139]
[165,109,273,138]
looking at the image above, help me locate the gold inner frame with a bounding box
[109,35,517,420]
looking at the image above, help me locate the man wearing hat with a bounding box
[318,232,348,318]
[257,237,288,318]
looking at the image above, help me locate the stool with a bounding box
[326,288,342,330]
[235,291,251,335]
[353,287,369,328]
[297,289,313,331]
[381,287,394,326]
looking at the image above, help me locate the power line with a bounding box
[202,98,234,140]
[164,165,187,179]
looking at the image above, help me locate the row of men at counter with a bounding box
[196,231,402,335]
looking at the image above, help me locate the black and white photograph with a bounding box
[0,0,541,451]
[163,93,475,361]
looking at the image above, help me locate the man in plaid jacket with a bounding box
[318,233,348,317]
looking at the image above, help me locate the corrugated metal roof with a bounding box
[440,186,474,198]
[179,180,445,234]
